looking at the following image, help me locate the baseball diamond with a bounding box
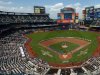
[25,30,100,67]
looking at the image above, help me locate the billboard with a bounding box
[85,6,94,20]
[72,13,75,19]
[57,20,62,24]
[34,6,45,14]
[34,8,40,13]
[61,13,64,19]
[57,19,71,24]
[61,7,75,13]
[95,12,100,18]
[75,13,79,19]
[83,10,86,15]
[95,8,100,18]
[58,13,61,19]
[64,13,72,20]
[75,20,79,23]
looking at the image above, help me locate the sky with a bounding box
[0,0,100,19]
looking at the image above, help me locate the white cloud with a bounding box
[45,3,64,19]
[0,0,12,5]
[66,3,81,9]
[95,4,100,8]
[45,3,64,11]
[0,5,33,13]
[51,3,64,9]
[74,3,81,7]
[0,0,32,13]
[66,4,73,7]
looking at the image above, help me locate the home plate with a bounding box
[63,55,68,58]
[60,53,72,60]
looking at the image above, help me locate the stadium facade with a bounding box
[57,7,79,24]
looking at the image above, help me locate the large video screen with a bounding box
[64,13,72,19]
[85,6,94,20]
[34,6,45,14]
[95,12,100,18]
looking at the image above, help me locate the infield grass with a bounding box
[50,41,79,54]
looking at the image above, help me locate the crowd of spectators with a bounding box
[0,15,51,24]
[0,29,100,75]
[0,30,50,75]
[0,11,53,24]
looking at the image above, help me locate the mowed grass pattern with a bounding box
[26,30,100,64]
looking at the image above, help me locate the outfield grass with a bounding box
[26,30,100,64]
[50,41,79,54]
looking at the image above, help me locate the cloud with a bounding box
[0,0,32,13]
[74,3,81,7]
[95,4,100,8]
[51,3,64,9]
[0,0,12,5]
[45,3,64,11]
[66,4,73,7]
[45,3,64,18]
[66,2,82,12]
[0,5,33,13]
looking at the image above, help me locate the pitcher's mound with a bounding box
[62,44,68,48]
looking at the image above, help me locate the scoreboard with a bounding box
[34,6,45,14]
[64,13,72,19]
[95,8,100,19]
[85,6,94,20]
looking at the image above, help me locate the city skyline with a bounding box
[0,0,100,19]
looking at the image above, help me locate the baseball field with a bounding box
[25,30,100,66]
